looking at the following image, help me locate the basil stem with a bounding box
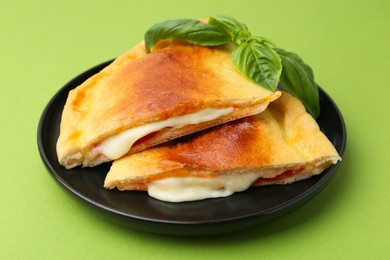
[208,15,250,45]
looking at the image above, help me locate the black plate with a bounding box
[37,60,346,235]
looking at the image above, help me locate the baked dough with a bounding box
[57,42,280,168]
[104,92,340,201]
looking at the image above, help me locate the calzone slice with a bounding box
[57,42,281,169]
[104,92,341,202]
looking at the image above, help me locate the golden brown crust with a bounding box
[57,42,280,168]
[104,92,341,190]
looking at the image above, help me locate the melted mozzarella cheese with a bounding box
[148,171,282,202]
[100,107,233,160]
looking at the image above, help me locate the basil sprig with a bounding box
[144,15,320,118]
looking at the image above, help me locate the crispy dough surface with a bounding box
[57,42,280,168]
[105,92,340,190]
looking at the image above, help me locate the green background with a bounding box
[1,0,389,259]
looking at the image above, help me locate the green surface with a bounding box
[1,0,389,259]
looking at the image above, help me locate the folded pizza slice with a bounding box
[57,42,281,169]
[104,92,341,202]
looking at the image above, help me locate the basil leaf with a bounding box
[144,18,231,53]
[208,15,250,45]
[209,15,248,33]
[252,36,276,48]
[232,39,282,91]
[276,48,320,118]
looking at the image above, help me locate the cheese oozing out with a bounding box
[147,170,284,202]
[100,107,234,160]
